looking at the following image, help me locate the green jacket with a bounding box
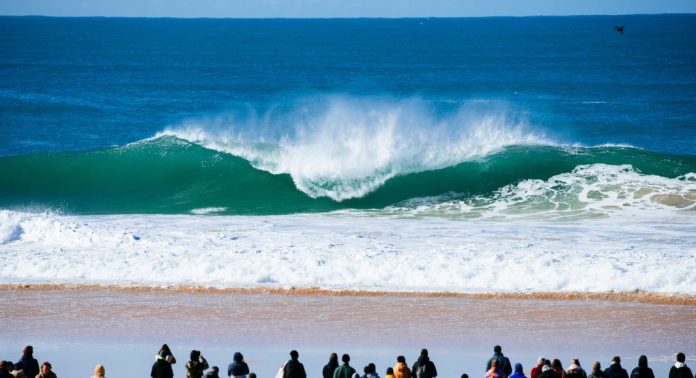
[186,358,210,378]
[334,363,356,378]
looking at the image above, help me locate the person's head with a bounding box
[537,357,546,366]
[397,356,406,364]
[210,366,220,375]
[612,357,621,365]
[543,360,551,367]
[329,353,338,363]
[364,365,370,374]
[571,359,580,367]
[22,346,33,357]
[592,362,601,372]
[638,356,648,368]
[461,374,469,378]
[191,350,201,361]
[0,361,6,372]
[515,363,523,374]
[41,362,52,374]
[421,349,429,357]
[552,359,562,369]
[94,364,105,377]
[387,368,394,376]
[159,344,171,355]
[494,345,502,354]
[249,373,256,378]
[676,353,686,363]
[234,352,244,363]
[290,350,299,360]
[351,373,360,378]
[369,363,376,374]
[342,354,350,364]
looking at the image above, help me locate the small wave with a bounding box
[191,207,228,215]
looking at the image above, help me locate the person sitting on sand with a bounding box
[324,354,340,378]
[509,363,526,378]
[35,362,57,378]
[630,355,654,378]
[187,350,209,378]
[604,357,628,378]
[203,366,220,378]
[668,353,693,378]
[14,346,39,378]
[485,360,506,378]
[92,364,105,378]
[394,356,411,378]
[486,346,512,377]
[283,350,307,378]
[588,362,608,378]
[411,349,437,378]
[228,352,250,378]
[334,354,356,378]
[567,359,587,378]
[532,359,546,378]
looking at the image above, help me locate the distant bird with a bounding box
[614,25,625,34]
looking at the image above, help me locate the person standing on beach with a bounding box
[604,357,628,378]
[92,364,106,378]
[152,347,176,378]
[203,366,220,378]
[531,358,546,378]
[509,363,526,378]
[186,350,209,378]
[588,363,608,378]
[486,346,512,377]
[35,362,57,378]
[334,354,356,378]
[630,355,654,378]
[668,353,693,378]
[14,346,39,378]
[552,359,567,378]
[228,352,250,378]
[283,350,307,378]
[394,356,411,378]
[324,354,340,378]
[567,359,587,378]
[411,349,437,378]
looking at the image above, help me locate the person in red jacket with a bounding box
[531,358,546,378]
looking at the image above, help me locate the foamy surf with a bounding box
[0,210,694,295]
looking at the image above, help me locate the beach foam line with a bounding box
[3,283,695,306]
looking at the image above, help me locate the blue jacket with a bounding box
[228,353,250,377]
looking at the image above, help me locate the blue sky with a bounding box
[1,0,695,18]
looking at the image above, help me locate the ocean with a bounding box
[0,15,694,293]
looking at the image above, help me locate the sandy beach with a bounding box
[1,285,694,378]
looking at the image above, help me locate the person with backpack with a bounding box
[486,346,512,378]
[284,350,307,378]
[411,349,437,378]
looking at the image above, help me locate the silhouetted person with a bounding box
[14,346,39,378]
[284,350,307,378]
[588,363,608,378]
[334,354,356,378]
[604,357,628,378]
[187,350,209,378]
[324,354,340,378]
[411,349,437,378]
[630,356,653,378]
[228,352,250,378]
[668,353,693,378]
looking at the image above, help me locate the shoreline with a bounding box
[3,283,696,305]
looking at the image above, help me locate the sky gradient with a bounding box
[1,0,695,18]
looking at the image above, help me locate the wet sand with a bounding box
[1,284,695,378]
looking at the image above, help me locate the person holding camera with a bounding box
[187,350,210,378]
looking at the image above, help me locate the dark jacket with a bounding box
[203,370,220,378]
[284,359,307,378]
[630,357,654,378]
[324,359,340,378]
[487,354,512,377]
[588,370,609,378]
[668,365,693,378]
[604,364,628,378]
[228,353,250,378]
[187,358,210,378]
[15,355,39,378]
[152,359,174,378]
[411,356,437,378]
